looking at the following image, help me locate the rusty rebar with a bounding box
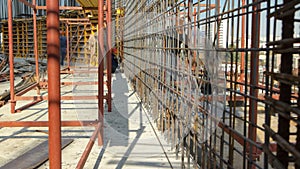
[261,144,285,169]
[106,0,112,112]
[98,0,105,146]
[277,0,294,167]
[297,59,300,169]
[264,124,300,166]
[248,0,260,167]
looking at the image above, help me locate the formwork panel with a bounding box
[1,15,93,64]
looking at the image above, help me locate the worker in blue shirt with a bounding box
[111,48,119,73]
[60,31,67,66]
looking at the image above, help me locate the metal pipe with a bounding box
[60,70,99,74]
[40,81,102,86]
[297,59,300,169]
[76,123,101,169]
[277,0,294,167]
[18,0,35,9]
[36,6,84,10]
[67,22,91,25]
[0,121,99,127]
[59,18,90,22]
[66,22,70,70]
[248,0,260,167]
[261,144,285,169]
[46,0,61,168]
[106,0,112,112]
[15,83,39,97]
[33,0,40,95]
[240,0,246,92]
[61,81,99,85]
[15,99,43,113]
[15,95,107,101]
[264,124,300,166]
[98,0,105,146]
[8,0,16,113]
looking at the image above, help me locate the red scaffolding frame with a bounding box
[1,0,112,168]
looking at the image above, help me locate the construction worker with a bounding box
[60,31,67,66]
[111,48,119,73]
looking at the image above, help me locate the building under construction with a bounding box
[0,0,299,168]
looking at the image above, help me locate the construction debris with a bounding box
[0,57,46,108]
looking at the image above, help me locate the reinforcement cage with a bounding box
[121,0,300,168]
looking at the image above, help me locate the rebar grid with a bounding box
[121,0,300,168]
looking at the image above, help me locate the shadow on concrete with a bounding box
[93,138,108,169]
[115,125,145,169]
[103,72,130,147]
[93,72,147,168]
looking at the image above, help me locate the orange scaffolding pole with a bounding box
[46,0,61,168]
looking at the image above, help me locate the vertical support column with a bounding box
[84,24,87,65]
[106,0,112,112]
[264,1,271,169]
[69,24,73,62]
[98,0,105,146]
[216,0,220,48]
[66,22,70,70]
[240,0,245,92]
[47,0,61,168]
[277,0,294,168]
[248,0,260,168]
[77,25,80,59]
[25,22,29,55]
[33,0,40,95]
[1,24,4,54]
[8,0,16,113]
[16,22,20,57]
[296,59,300,169]
[187,1,192,167]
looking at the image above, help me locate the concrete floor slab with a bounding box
[0,70,181,168]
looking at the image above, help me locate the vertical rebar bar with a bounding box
[296,59,300,169]
[264,1,271,168]
[98,0,104,146]
[46,0,61,168]
[33,0,40,95]
[228,0,235,166]
[66,22,70,70]
[277,0,294,167]
[107,0,112,112]
[240,0,245,93]
[248,0,260,168]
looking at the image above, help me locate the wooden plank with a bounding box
[0,139,73,169]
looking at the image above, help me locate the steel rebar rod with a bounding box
[98,0,105,146]
[248,0,260,167]
[264,124,300,166]
[277,0,294,167]
[106,0,112,112]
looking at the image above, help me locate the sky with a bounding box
[191,0,300,43]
